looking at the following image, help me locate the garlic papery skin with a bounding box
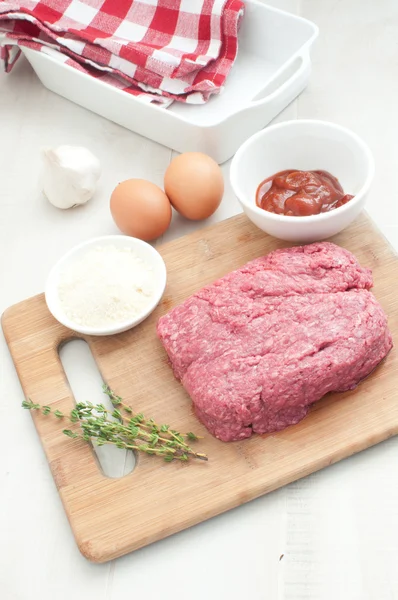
[41,145,101,209]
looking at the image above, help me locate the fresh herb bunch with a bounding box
[22,384,208,463]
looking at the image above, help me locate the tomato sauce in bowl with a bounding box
[256,170,354,216]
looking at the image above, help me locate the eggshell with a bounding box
[110,179,171,241]
[164,152,224,220]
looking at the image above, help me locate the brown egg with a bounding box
[110,179,172,241]
[164,152,224,220]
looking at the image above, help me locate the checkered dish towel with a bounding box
[0,0,245,106]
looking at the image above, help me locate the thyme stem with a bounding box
[22,387,208,464]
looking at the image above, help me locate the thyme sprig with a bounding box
[22,384,207,463]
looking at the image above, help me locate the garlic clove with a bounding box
[41,145,101,210]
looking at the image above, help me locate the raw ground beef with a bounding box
[157,242,393,442]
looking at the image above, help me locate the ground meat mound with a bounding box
[157,242,393,442]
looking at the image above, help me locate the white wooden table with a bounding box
[1,1,398,599]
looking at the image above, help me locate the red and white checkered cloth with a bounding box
[0,0,244,106]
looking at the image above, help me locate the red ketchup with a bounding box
[255,170,354,216]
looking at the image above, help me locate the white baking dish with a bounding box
[1,1,318,163]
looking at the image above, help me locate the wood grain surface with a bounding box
[2,212,397,563]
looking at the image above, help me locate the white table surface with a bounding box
[1,1,398,598]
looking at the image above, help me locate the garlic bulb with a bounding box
[41,145,101,209]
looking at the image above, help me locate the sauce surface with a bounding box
[255,170,354,216]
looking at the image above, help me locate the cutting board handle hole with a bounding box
[59,339,136,478]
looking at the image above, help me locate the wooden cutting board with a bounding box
[3,212,398,563]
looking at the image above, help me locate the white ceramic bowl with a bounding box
[45,235,167,336]
[230,119,375,243]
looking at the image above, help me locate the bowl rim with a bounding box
[45,234,167,336]
[230,119,375,223]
